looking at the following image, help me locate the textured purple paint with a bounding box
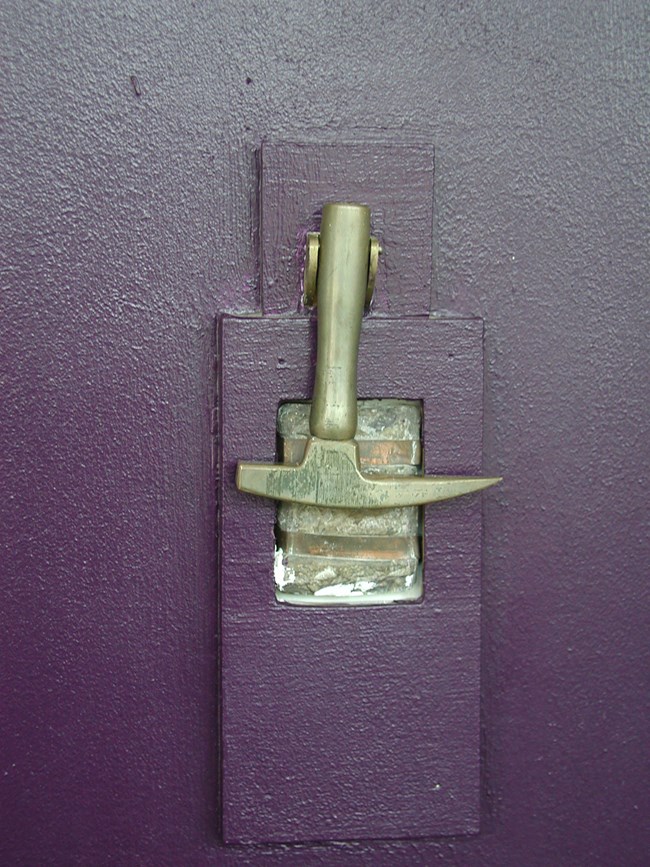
[1,0,649,864]
[260,141,434,315]
[219,316,484,843]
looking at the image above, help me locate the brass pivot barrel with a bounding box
[309,203,371,441]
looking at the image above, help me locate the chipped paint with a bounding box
[314,580,378,597]
[273,546,296,590]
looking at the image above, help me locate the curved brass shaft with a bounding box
[309,202,370,440]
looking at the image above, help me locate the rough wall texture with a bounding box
[1,1,648,864]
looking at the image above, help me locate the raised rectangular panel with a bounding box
[218,314,484,844]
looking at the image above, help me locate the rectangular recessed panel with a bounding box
[218,315,484,844]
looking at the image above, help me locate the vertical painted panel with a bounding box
[219,316,484,843]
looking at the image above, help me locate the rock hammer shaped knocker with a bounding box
[237,202,501,509]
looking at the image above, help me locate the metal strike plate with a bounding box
[275,399,423,604]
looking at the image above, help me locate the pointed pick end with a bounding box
[469,476,502,492]
[360,472,503,507]
[427,475,502,500]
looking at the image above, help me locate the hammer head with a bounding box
[237,437,500,509]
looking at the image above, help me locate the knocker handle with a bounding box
[236,201,501,509]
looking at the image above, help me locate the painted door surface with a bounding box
[1,2,648,865]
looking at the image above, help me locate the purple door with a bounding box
[1,2,648,864]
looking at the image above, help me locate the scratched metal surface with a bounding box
[1,0,648,864]
[275,400,422,603]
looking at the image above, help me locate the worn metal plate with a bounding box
[218,314,484,844]
[275,399,423,604]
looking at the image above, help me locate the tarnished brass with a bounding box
[282,436,421,467]
[366,236,381,302]
[237,202,501,509]
[303,219,380,308]
[310,203,370,440]
[275,399,422,602]
[276,529,419,561]
[238,437,498,508]
[303,232,320,307]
